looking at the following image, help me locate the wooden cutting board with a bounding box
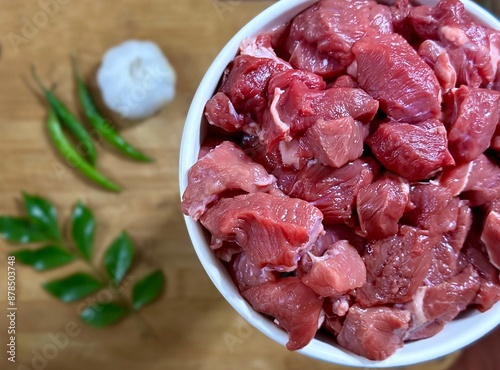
[0,1,498,369]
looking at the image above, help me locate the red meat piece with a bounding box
[404,265,480,341]
[418,40,457,93]
[337,305,410,361]
[367,119,454,181]
[200,192,324,272]
[229,252,278,292]
[301,241,366,297]
[331,75,359,88]
[181,141,276,220]
[351,33,441,123]
[481,201,500,270]
[402,183,460,236]
[460,212,500,311]
[286,0,393,72]
[205,92,245,133]
[303,117,368,168]
[357,226,436,306]
[263,81,378,147]
[410,0,496,87]
[357,172,410,240]
[241,277,324,350]
[438,154,500,207]
[289,40,345,78]
[219,47,290,123]
[444,85,500,163]
[279,158,379,224]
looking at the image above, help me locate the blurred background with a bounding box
[0,1,498,370]
[480,0,499,15]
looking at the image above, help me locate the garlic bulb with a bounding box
[97,40,176,120]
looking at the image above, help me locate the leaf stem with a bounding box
[110,285,160,340]
[65,239,159,339]
[130,310,160,340]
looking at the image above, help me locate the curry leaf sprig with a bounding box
[0,193,165,330]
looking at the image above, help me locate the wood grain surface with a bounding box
[0,1,498,370]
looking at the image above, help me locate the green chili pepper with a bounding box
[31,66,97,166]
[47,108,121,192]
[72,56,153,163]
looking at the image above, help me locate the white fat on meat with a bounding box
[266,87,292,142]
[239,37,292,69]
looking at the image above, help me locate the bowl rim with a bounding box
[179,0,500,367]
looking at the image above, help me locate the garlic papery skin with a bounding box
[97,40,176,120]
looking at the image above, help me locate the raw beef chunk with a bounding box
[367,119,454,181]
[279,158,378,224]
[438,154,500,206]
[351,33,441,123]
[200,192,324,271]
[182,141,276,220]
[481,202,500,270]
[337,305,410,361]
[463,214,500,312]
[444,85,500,163]
[286,0,393,74]
[404,265,480,340]
[357,172,410,240]
[205,92,246,133]
[229,252,279,292]
[418,40,457,93]
[410,0,498,87]
[301,241,366,297]
[357,226,436,306]
[242,277,324,350]
[263,80,378,147]
[303,117,368,168]
[402,183,459,235]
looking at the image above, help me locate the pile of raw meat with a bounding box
[181,0,500,361]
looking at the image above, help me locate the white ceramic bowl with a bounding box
[179,0,500,367]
